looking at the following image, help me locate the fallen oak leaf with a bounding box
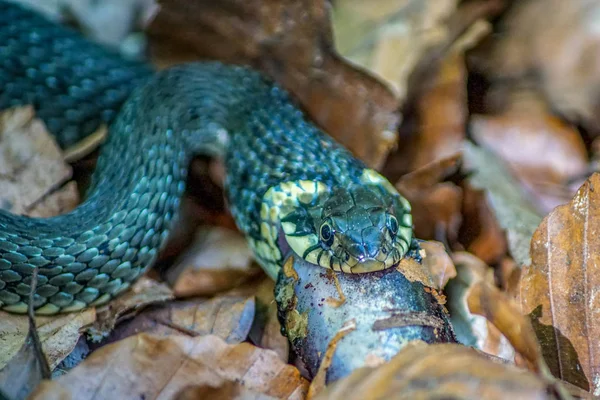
[470,89,588,214]
[0,106,72,214]
[0,308,96,371]
[314,341,570,400]
[173,381,276,400]
[521,173,600,393]
[468,0,600,136]
[29,334,308,400]
[395,154,463,244]
[463,141,543,267]
[247,278,290,363]
[0,267,51,399]
[95,295,255,347]
[87,276,173,341]
[166,226,261,298]
[460,185,509,265]
[445,251,515,362]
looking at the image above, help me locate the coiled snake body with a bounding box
[0,1,413,314]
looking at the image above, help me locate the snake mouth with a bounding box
[347,258,388,273]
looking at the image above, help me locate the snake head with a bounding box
[281,182,413,273]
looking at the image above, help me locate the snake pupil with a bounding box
[388,215,399,236]
[320,222,334,246]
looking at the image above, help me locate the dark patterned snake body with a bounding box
[0,1,413,314]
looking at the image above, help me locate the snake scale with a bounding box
[0,1,413,314]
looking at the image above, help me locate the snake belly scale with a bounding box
[0,1,413,314]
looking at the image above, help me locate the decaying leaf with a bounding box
[173,381,275,400]
[445,252,515,361]
[30,334,308,400]
[460,185,508,265]
[26,181,80,218]
[98,295,255,346]
[87,276,173,340]
[463,262,543,373]
[0,307,51,400]
[331,0,457,98]
[396,155,463,244]
[247,278,289,362]
[147,0,400,169]
[471,90,588,213]
[521,173,600,393]
[396,51,467,175]
[395,240,456,293]
[468,0,600,135]
[0,106,72,214]
[0,309,96,371]
[166,227,261,298]
[416,241,457,290]
[314,341,567,400]
[463,141,543,267]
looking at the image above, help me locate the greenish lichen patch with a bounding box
[285,309,309,342]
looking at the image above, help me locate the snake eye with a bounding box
[320,221,334,246]
[387,215,399,236]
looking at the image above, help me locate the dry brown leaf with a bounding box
[395,240,456,293]
[174,381,275,400]
[27,181,80,218]
[521,173,600,393]
[471,91,588,214]
[30,334,308,400]
[0,309,95,371]
[331,0,457,98]
[418,241,457,289]
[463,141,543,267]
[446,252,515,361]
[248,279,289,362]
[460,186,509,265]
[99,295,255,346]
[469,0,600,135]
[399,51,468,174]
[314,341,565,400]
[457,253,542,370]
[0,106,72,214]
[166,227,262,298]
[396,155,463,244]
[147,0,399,169]
[87,276,173,340]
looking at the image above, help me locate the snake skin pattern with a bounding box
[0,1,412,314]
[0,1,153,148]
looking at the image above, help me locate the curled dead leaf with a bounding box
[166,227,261,298]
[469,0,600,135]
[395,155,463,244]
[521,173,600,393]
[314,341,567,400]
[30,334,308,400]
[0,106,72,215]
[470,90,588,213]
[463,141,542,267]
[87,276,173,340]
[446,252,515,361]
[98,295,255,346]
[0,309,95,371]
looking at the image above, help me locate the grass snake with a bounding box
[0,1,414,314]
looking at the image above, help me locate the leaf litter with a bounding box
[3,0,600,398]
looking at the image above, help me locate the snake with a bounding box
[0,1,414,314]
